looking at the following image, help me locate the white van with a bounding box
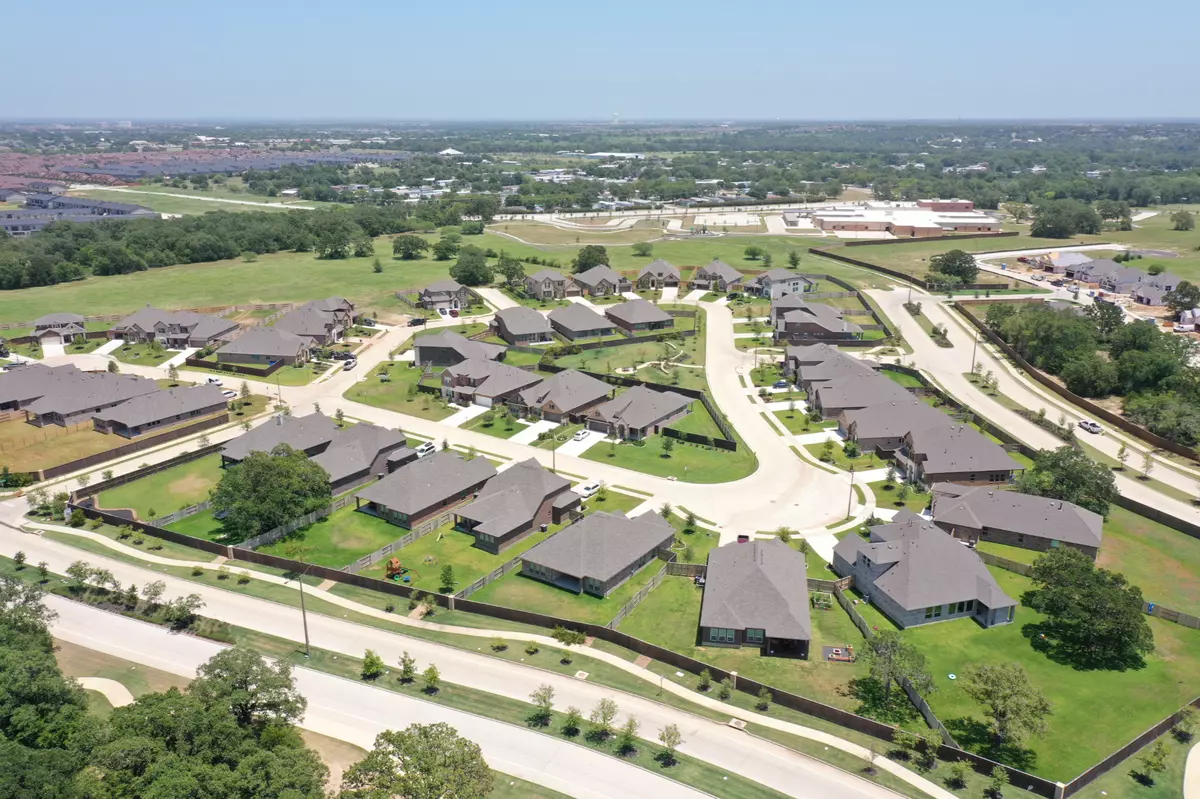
[415,441,437,458]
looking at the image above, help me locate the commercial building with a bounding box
[810,201,1001,238]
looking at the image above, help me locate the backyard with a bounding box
[257,504,408,569]
[0,417,175,472]
[96,454,223,518]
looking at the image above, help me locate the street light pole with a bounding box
[971,329,981,372]
[847,466,857,516]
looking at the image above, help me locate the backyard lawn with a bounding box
[0,418,150,472]
[552,334,708,391]
[905,567,1200,781]
[257,505,405,569]
[803,442,888,471]
[665,401,725,439]
[582,433,757,483]
[97,454,223,517]
[617,575,868,710]
[1098,506,1200,617]
[343,364,455,421]
[880,369,924,388]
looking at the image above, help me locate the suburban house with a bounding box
[413,331,506,367]
[454,459,581,553]
[221,413,408,494]
[930,484,1103,559]
[1099,266,1153,295]
[513,370,612,422]
[832,510,1017,629]
[690,260,744,292]
[22,193,157,217]
[355,452,498,530]
[1,365,161,427]
[274,297,355,345]
[1067,259,1122,283]
[785,342,869,379]
[774,300,863,342]
[572,265,631,297]
[1039,252,1093,275]
[32,313,87,345]
[811,372,910,418]
[518,510,675,597]
[216,328,313,366]
[91,385,228,438]
[897,424,1022,486]
[744,268,814,299]
[491,306,553,345]
[418,280,474,311]
[790,348,877,388]
[586,385,692,439]
[604,299,674,334]
[840,399,952,453]
[1133,285,1168,306]
[441,358,543,407]
[699,539,812,658]
[547,303,617,341]
[523,269,580,300]
[110,307,240,349]
[636,260,680,289]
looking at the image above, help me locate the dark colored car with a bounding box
[408,317,428,327]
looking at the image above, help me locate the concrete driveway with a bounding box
[681,289,707,303]
[474,287,519,311]
[442,403,490,428]
[660,287,679,303]
[508,418,557,445]
[93,339,124,356]
[566,296,597,308]
[41,342,65,357]
[163,347,199,368]
[555,428,607,456]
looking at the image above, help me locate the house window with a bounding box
[1017,535,1025,544]
[745,628,765,644]
[708,628,736,643]
[925,605,942,619]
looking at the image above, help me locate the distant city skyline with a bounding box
[9,1,1196,120]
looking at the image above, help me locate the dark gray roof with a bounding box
[494,306,552,336]
[842,398,951,440]
[834,512,1015,612]
[274,306,337,340]
[777,302,863,335]
[907,424,1022,475]
[454,459,573,537]
[700,539,812,640]
[604,299,672,326]
[814,372,909,410]
[638,260,680,280]
[695,259,743,283]
[527,269,570,284]
[931,484,1103,549]
[548,303,614,333]
[310,423,407,484]
[516,369,611,414]
[520,510,675,581]
[443,358,543,399]
[356,452,497,514]
[33,312,84,328]
[217,328,311,359]
[221,413,340,461]
[747,268,811,287]
[573,265,626,288]
[1133,285,1168,305]
[21,367,161,417]
[421,280,465,296]
[92,385,226,428]
[113,306,239,341]
[588,385,692,430]
[413,331,505,362]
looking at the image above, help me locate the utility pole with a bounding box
[971,329,981,372]
[847,466,856,516]
[296,569,311,658]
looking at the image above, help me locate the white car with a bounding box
[222,389,237,399]
[1078,420,1102,434]
[415,441,437,458]
[572,429,589,442]
[577,480,602,498]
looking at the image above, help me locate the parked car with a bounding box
[415,441,437,458]
[359,318,376,327]
[1051,279,1066,287]
[1032,274,1046,282]
[572,429,589,442]
[1078,420,1102,434]
[1017,256,1031,264]
[222,389,237,399]
[1173,323,1196,333]
[577,479,601,498]
[342,359,357,371]
[437,308,449,317]
[772,380,790,389]
[205,377,223,386]
[408,317,428,327]
[449,309,460,317]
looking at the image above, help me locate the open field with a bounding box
[97,453,223,517]
[903,567,1200,780]
[491,219,667,246]
[70,188,300,216]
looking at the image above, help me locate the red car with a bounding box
[450,309,460,317]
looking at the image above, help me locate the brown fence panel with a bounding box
[184,356,284,379]
[40,414,230,480]
[67,504,230,557]
[1113,494,1200,541]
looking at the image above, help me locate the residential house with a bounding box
[1039,252,1092,275]
[523,269,579,300]
[1099,266,1151,295]
[930,484,1103,559]
[441,358,543,407]
[412,331,506,367]
[513,369,612,422]
[604,300,674,334]
[547,304,617,341]
[1147,272,1183,292]
[32,313,86,345]
[636,260,680,289]
[355,452,497,530]
[518,510,675,597]
[586,385,692,439]
[418,280,474,311]
[22,194,156,217]
[897,424,1022,486]
[773,300,863,342]
[832,511,1016,629]
[111,307,240,349]
[811,372,910,418]
[492,307,553,345]
[273,298,355,346]
[690,260,744,292]
[454,459,581,554]
[840,398,952,453]
[572,265,631,297]
[744,268,814,299]
[1133,285,1168,306]
[785,342,872,380]
[3,365,161,427]
[216,328,313,366]
[699,539,811,658]
[91,385,228,438]
[1067,259,1121,283]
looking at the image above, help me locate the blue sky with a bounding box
[7,1,1197,121]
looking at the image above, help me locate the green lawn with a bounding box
[618,576,869,710]
[1098,506,1200,617]
[257,505,407,569]
[1069,729,1191,799]
[771,408,822,435]
[343,363,456,421]
[905,567,1200,780]
[976,540,1040,565]
[97,454,223,517]
[69,188,301,216]
[880,369,924,388]
[803,442,888,471]
[460,410,523,440]
[870,483,932,514]
[665,401,725,439]
[164,509,223,540]
[110,341,177,366]
[582,432,757,483]
[498,286,572,309]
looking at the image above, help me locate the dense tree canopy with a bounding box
[1015,446,1119,517]
[1030,199,1102,238]
[210,444,332,543]
[928,249,979,285]
[448,245,492,286]
[339,723,493,799]
[572,245,609,273]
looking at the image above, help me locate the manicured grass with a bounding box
[468,558,665,626]
[96,454,223,517]
[871,484,932,513]
[1099,506,1200,617]
[54,636,191,697]
[618,576,869,710]
[498,286,572,309]
[1070,729,1190,799]
[0,417,152,472]
[666,401,724,439]
[906,567,1200,780]
[553,338,708,391]
[771,409,825,435]
[165,508,224,540]
[110,341,177,366]
[461,410,523,440]
[976,540,1039,565]
[343,363,456,421]
[582,433,757,483]
[257,505,407,569]
[803,442,888,471]
[69,188,302,215]
[880,369,924,388]
[749,362,788,387]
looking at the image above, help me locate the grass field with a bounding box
[54,637,191,697]
[904,567,1200,780]
[1097,507,1200,617]
[258,505,407,569]
[553,337,708,391]
[491,219,666,246]
[1070,728,1190,799]
[343,363,456,421]
[666,402,724,439]
[0,417,154,472]
[110,340,178,367]
[803,442,887,471]
[617,576,868,710]
[97,454,223,517]
[582,432,758,483]
[69,188,300,216]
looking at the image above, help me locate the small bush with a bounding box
[525,642,540,656]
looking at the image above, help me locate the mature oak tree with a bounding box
[391,234,430,260]
[572,244,609,273]
[1015,446,1118,517]
[961,663,1051,749]
[339,723,493,799]
[211,444,331,543]
[929,248,979,285]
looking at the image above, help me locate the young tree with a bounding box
[588,697,619,739]
[718,677,733,700]
[756,686,773,711]
[12,551,26,569]
[335,407,346,426]
[615,716,640,756]
[140,579,166,608]
[398,651,417,683]
[987,765,1009,798]
[528,683,555,726]
[422,664,442,694]
[961,663,1051,749]
[190,646,308,726]
[1116,444,1129,470]
[373,257,384,273]
[1137,740,1169,784]
[1142,451,1154,479]
[362,649,386,681]
[945,761,969,789]
[562,706,584,737]
[340,722,494,799]
[631,242,653,257]
[743,245,765,261]
[697,668,712,692]
[162,592,204,628]
[65,561,92,591]
[439,564,456,593]
[167,363,179,384]
[864,630,934,709]
[787,250,801,268]
[660,436,675,458]
[36,561,49,582]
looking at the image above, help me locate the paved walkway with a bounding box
[1186,741,1200,799]
[508,418,557,445]
[77,676,135,707]
[621,291,640,301]
[92,338,125,356]
[805,532,839,562]
[442,404,491,428]
[162,347,199,368]
[566,296,597,308]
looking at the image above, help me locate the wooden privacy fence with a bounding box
[342,510,455,574]
[606,564,668,629]
[71,444,222,502]
[184,356,285,379]
[38,414,230,481]
[666,561,706,578]
[456,556,522,599]
[239,494,356,550]
[811,247,1011,292]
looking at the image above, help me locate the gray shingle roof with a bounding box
[33,312,84,328]
[842,398,951,441]
[274,306,337,340]
[547,303,614,333]
[834,512,1015,612]
[695,259,742,283]
[443,358,543,399]
[573,265,626,288]
[527,269,570,284]
[413,331,506,362]
[494,306,552,336]
[588,385,692,431]
[20,367,161,417]
[422,280,465,296]
[516,369,611,414]
[638,260,680,280]
[520,510,675,581]
[112,306,238,342]
[814,371,909,410]
[776,302,863,335]
[455,459,573,537]
[91,385,226,428]
[747,268,811,287]
[700,539,812,641]
[310,423,407,485]
[356,452,497,515]
[221,413,341,461]
[604,299,672,326]
[907,424,1022,475]
[217,328,311,359]
[931,484,1103,549]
